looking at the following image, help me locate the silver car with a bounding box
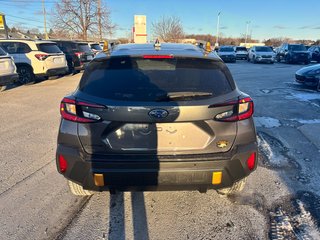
[248,46,275,64]
[0,47,18,91]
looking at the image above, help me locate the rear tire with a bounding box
[68,180,94,196]
[17,65,35,85]
[217,178,247,195]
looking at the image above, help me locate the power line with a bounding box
[5,14,43,23]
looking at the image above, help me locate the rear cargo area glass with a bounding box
[37,43,62,53]
[80,57,233,101]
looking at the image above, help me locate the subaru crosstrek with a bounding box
[56,43,258,196]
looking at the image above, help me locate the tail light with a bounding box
[58,155,68,173]
[213,97,254,122]
[35,54,49,61]
[60,97,105,123]
[247,152,256,171]
[75,52,84,59]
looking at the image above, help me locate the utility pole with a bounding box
[42,0,48,39]
[215,11,221,47]
[98,0,102,41]
[245,21,250,44]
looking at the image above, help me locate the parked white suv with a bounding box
[0,46,18,91]
[0,39,68,84]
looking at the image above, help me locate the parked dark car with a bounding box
[56,43,257,196]
[276,43,310,64]
[53,40,94,74]
[295,64,320,91]
[234,46,248,60]
[308,45,320,63]
[217,46,237,63]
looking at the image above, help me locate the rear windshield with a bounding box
[255,46,273,52]
[219,48,234,52]
[288,45,306,51]
[78,44,91,52]
[79,57,234,101]
[90,44,102,50]
[236,47,247,51]
[0,47,7,56]
[37,43,62,53]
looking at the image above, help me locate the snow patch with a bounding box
[270,200,320,240]
[254,117,281,128]
[258,134,288,167]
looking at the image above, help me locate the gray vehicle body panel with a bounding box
[56,43,257,192]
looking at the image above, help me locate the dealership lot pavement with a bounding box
[0,61,319,240]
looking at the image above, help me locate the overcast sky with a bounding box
[1,0,320,41]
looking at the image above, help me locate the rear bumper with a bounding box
[295,74,319,87]
[56,142,258,192]
[46,67,68,76]
[36,67,68,77]
[0,73,19,86]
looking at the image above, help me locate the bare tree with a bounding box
[152,16,184,42]
[51,0,115,40]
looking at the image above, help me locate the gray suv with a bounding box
[56,43,258,195]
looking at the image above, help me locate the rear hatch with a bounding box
[36,43,67,69]
[75,56,239,156]
[77,43,94,62]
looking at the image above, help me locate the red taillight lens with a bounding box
[58,155,68,173]
[213,97,254,122]
[238,97,254,120]
[143,55,174,59]
[35,53,49,61]
[60,97,104,123]
[75,52,84,58]
[247,152,256,171]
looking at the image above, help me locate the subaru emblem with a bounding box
[148,109,169,119]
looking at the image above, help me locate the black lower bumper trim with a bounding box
[56,142,258,192]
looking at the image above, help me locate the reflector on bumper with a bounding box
[94,174,104,186]
[212,172,222,185]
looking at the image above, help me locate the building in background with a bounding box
[133,15,147,43]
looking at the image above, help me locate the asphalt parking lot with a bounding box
[0,61,320,240]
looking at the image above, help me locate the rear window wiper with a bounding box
[155,92,213,102]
